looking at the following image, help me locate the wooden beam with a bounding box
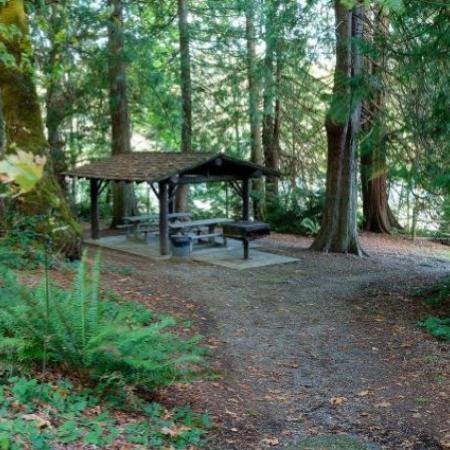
[159,181,170,256]
[98,180,109,196]
[90,179,100,240]
[230,180,243,197]
[149,183,159,199]
[177,174,242,185]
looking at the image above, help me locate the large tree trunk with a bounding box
[175,0,192,212]
[360,8,400,233]
[244,0,264,219]
[107,0,136,227]
[262,0,280,203]
[0,0,80,257]
[311,1,365,255]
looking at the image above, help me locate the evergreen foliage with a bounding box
[415,275,449,341]
[0,253,205,389]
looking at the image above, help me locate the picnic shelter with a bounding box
[64,152,275,256]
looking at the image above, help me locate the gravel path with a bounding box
[95,234,450,450]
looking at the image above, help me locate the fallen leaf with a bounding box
[330,396,348,407]
[261,437,279,446]
[374,401,391,408]
[22,414,51,429]
[160,425,191,437]
[440,435,450,450]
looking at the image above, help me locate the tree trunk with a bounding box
[107,0,136,227]
[270,48,282,195]
[360,7,400,233]
[262,0,278,202]
[0,93,5,154]
[0,0,81,257]
[0,92,5,219]
[175,0,192,212]
[311,1,365,256]
[244,0,264,219]
[45,4,67,189]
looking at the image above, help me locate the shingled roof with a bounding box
[64,152,275,183]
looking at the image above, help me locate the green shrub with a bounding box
[0,214,52,270]
[415,276,449,341]
[0,376,209,449]
[419,316,450,341]
[417,276,450,308]
[266,188,324,235]
[0,254,205,390]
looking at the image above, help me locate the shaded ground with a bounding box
[85,233,449,450]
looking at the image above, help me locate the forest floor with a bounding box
[79,233,450,450]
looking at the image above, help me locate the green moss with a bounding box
[0,0,81,256]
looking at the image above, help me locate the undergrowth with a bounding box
[415,276,450,341]
[265,188,324,235]
[0,376,210,449]
[418,316,450,341]
[0,215,54,270]
[0,253,206,389]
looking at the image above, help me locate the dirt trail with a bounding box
[95,234,450,450]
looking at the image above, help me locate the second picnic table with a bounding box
[169,218,233,246]
[122,213,191,240]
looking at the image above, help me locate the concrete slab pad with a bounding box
[191,245,299,270]
[85,236,169,260]
[85,235,298,269]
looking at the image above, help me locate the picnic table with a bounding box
[120,213,191,240]
[169,218,233,246]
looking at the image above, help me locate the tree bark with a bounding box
[45,3,68,189]
[0,93,5,154]
[311,1,365,255]
[175,0,192,212]
[0,0,81,257]
[360,8,400,233]
[0,92,5,219]
[262,0,281,203]
[107,0,136,227]
[244,0,264,219]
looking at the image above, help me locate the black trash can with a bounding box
[170,235,192,257]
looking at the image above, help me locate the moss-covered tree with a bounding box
[0,0,81,256]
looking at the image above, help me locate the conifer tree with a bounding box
[0,0,81,257]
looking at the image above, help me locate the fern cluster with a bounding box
[0,254,205,390]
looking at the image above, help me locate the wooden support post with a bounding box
[243,240,249,259]
[90,179,100,240]
[242,178,250,221]
[159,181,169,256]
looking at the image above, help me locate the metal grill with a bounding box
[223,221,270,259]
